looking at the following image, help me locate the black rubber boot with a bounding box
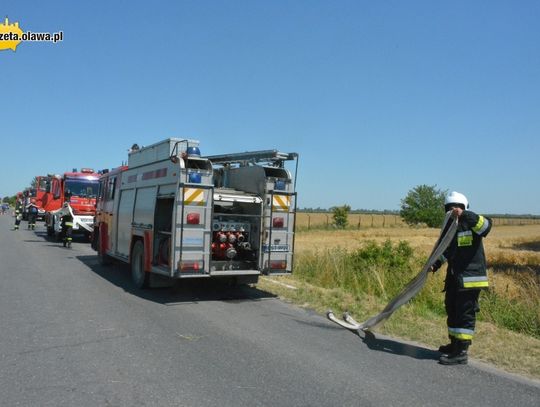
[439,341,469,365]
[438,337,457,354]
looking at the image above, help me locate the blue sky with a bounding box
[1,1,539,214]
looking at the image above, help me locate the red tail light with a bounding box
[179,261,202,272]
[270,260,287,270]
[273,217,284,228]
[186,213,200,224]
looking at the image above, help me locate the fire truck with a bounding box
[92,138,298,288]
[33,175,50,220]
[43,168,100,239]
[21,176,49,220]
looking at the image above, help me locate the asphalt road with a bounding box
[1,214,539,407]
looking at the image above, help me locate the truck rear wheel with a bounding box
[131,240,149,289]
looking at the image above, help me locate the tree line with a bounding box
[324,185,539,229]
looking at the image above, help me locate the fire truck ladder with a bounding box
[205,150,298,166]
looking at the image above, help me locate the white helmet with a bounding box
[445,191,469,209]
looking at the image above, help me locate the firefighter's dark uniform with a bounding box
[433,210,492,364]
[61,213,74,247]
[13,201,23,230]
[27,204,38,230]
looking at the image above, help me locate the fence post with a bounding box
[382,215,386,228]
[326,214,329,229]
[307,214,311,230]
[357,216,361,229]
[371,214,374,228]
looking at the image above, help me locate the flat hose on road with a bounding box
[327,211,458,332]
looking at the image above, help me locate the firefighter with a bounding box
[431,191,492,365]
[26,199,38,230]
[13,198,23,230]
[60,205,74,248]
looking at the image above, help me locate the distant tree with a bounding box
[400,185,446,227]
[332,205,351,229]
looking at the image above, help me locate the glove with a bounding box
[430,260,442,273]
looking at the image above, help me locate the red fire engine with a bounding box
[21,176,50,220]
[44,168,100,239]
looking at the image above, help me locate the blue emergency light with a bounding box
[275,180,286,190]
[189,172,202,183]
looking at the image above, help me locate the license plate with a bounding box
[263,244,289,252]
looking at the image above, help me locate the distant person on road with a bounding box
[430,191,492,365]
[26,199,39,230]
[13,199,23,230]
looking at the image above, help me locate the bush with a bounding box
[332,205,350,229]
[400,185,446,228]
[294,240,416,300]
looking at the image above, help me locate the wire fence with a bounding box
[296,213,540,230]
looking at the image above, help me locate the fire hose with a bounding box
[327,211,458,332]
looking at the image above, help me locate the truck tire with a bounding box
[131,240,149,289]
[90,229,98,251]
[46,214,54,236]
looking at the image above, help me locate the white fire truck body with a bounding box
[94,138,297,288]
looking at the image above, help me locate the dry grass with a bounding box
[296,223,540,270]
[485,226,540,271]
[260,222,540,380]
